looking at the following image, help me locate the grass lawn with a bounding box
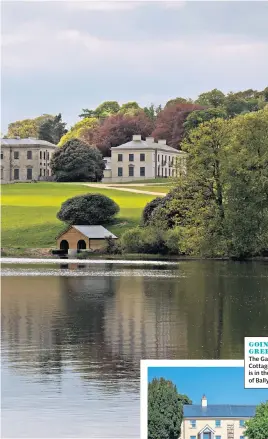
[1,182,156,248]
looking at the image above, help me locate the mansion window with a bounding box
[158,165,160,176]
[190,436,196,439]
[216,436,221,439]
[140,153,145,161]
[14,151,19,159]
[14,168,20,180]
[129,154,134,161]
[158,154,160,162]
[27,168,33,180]
[43,151,46,159]
[1,168,4,179]
[118,167,123,177]
[27,150,32,159]
[47,152,50,160]
[40,151,42,159]
[129,166,134,177]
[240,437,244,439]
[1,152,3,160]
[140,167,145,177]
[118,154,123,162]
[215,420,221,428]
[239,420,245,427]
[190,420,196,428]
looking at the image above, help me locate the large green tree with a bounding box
[195,88,226,108]
[38,113,67,144]
[244,402,268,439]
[183,107,227,132]
[50,138,105,182]
[58,117,99,146]
[148,378,191,439]
[7,114,53,138]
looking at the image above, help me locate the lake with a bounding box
[1,260,268,438]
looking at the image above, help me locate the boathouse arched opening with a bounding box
[77,239,86,251]
[60,240,69,251]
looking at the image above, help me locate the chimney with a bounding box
[132,134,142,141]
[201,395,207,408]
[158,139,167,145]
[146,137,154,143]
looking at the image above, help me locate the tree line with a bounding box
[4,87,268,157]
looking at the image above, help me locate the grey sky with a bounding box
[1,1,268,133]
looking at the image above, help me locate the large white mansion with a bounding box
[103,134,187,182]
[1,134,186,183]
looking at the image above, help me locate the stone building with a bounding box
[103,134,187,182]
[181,395,255,439]
[0,137,57,183]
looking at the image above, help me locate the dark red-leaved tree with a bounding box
[152,103,205,149]
[93,111,154,156]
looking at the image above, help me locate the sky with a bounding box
[148,367,268,405]
[1,1,268,134]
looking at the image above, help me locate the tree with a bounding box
[38,113,67,144]
[119,101,141,115]
[142,197,163,225]
[184,108,227,132]
[93,112,154,156]
[165,97,192,107]
[57,193,119,225]
[244,402,268,439]
[95,101,120,118]
[151,103,205,149]
[148,378,191,439]
[143,103,162,121]
[195,89,226,108]
[50,138,105,182]
[7,114,53,138]
[58,117,99,147]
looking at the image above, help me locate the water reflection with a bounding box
[1,261,268,437]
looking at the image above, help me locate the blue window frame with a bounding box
[240,436,244,439]
[216,436,221,439]
[190,436,196,439]
[190,420,196,428]
[215,420,221,427]
[239,420,245,427]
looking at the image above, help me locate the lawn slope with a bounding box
[1,182,156,248]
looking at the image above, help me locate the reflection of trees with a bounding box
[2,262,268,384]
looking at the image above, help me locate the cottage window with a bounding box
[140,153,145,161]
[1,152,3,160]
[14,151,19,159]
[129,166,134,177]
[140,167,145,177]
[118,167,123,177]
[118,154,123,162]
[14,168,20,180]
[240,437,244,439]
[27,150,32,159]
[190,436,196,439]
[215,420,221,428]
[129,153,134,161]
[27,168,32,180]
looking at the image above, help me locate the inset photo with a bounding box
[140,360,268,439]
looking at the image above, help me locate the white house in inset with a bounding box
[181,395,255,439]
[103,134,187,182]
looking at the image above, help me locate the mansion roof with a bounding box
[1,138,57,148]
[184,404,256,418]
[111,136,186,155]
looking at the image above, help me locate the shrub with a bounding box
[57,193,119,225]
[105,236,122,254]
[165,228,183,255]
[50,138,105,182]
[121,226,169,254]
[142,197,163,226]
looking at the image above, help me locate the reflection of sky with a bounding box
[2,367,139,438]
[148,367,268,405]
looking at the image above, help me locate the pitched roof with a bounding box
[73,225,117,239]
[184,405,256,418]
[111,139,186,154]
[1,138,57,148]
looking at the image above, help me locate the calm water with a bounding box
[1,261,268,438]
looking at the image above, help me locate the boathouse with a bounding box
[56,225,117,252]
